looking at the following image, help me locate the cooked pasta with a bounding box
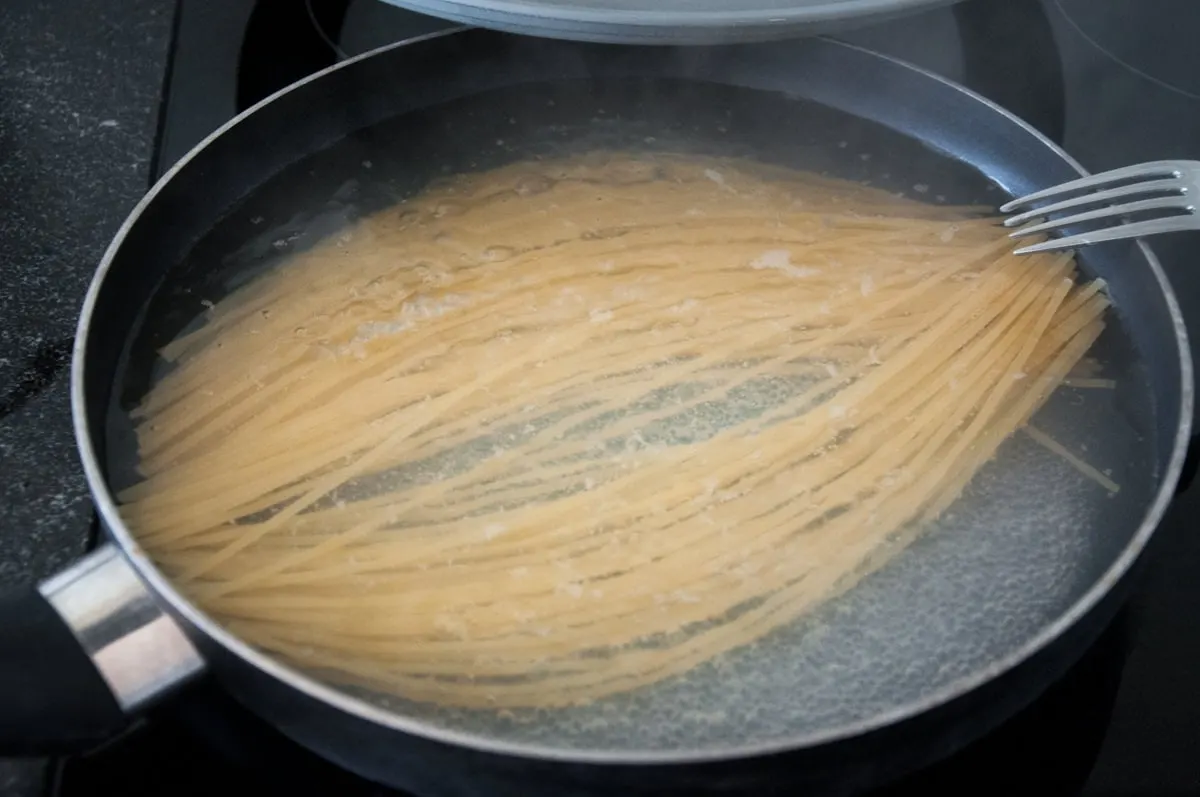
[119,151,1109,709]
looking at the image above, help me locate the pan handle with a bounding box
[0,543,205,755]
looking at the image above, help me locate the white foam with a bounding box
[749,249,821,279]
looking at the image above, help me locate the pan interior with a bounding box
[106,78,1158,753]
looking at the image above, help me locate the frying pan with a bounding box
[0,28,1191,797]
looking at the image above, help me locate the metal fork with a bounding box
[1001,160,1199,254]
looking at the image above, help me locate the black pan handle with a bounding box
[0,585,127,753]
[0,544,205,755]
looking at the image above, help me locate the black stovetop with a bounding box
[4,1,1200,795]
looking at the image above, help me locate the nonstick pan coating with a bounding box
[71,29,1190,795]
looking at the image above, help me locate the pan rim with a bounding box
[72,28,1194,765]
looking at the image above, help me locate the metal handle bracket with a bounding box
[39,543,206,713]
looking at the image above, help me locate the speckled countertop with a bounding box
[0,0,172,792]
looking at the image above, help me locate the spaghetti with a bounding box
[119,151,1109,709]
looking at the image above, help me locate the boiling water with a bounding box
[108,79,1159,753]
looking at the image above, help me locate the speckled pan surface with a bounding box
[378,0,965,43]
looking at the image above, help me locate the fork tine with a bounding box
[1013,215,1198,255]
[1003,179,1185,227]
[1000,160,1184,213]
[1008,197,1193,239]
